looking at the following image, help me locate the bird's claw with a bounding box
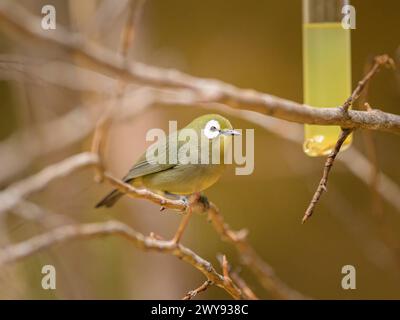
[197,194,210,210]
[179,196,189,208]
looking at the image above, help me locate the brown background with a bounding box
[0,0,399,299]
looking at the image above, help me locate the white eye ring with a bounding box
[204,120,220,139]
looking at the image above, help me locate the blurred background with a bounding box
[0,0,399,299]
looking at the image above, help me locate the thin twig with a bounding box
[302,129,353,223]
[341,55,395,112]
[102,172,187,211]
[0,153,99,215]
[230,271,258,301]
[222,255,230,280]
[207,204,307,299]
[0,220,242,299]
[1,3,400,134]
[357,61,384,217]
[171,206,193,244]
[217,254,258,300]
[352,55,390,218]
[0,87,165,185]
[0,152,187,216]
[182,280,213,300]
[91,0,145,182]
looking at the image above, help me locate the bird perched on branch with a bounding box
[95,114,240,208]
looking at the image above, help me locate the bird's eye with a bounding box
[204,120,220,139]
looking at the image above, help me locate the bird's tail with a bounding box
[95,189,124,208]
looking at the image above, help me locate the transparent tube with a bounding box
[302,0,352,156]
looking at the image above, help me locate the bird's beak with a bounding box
[220,129,241,136]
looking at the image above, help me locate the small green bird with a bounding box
[95,114,239,208]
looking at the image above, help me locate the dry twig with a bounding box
[0,153,99,215]
[182,280,213,300]
[217,254,258,300]
[342,55,395,112]
[91,0,145,182]
[0,152,188,216]
[302,129,353,223]
[206,204,307,299]
[230,271,258,301]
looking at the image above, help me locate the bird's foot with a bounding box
[189,193,210,211]
[179,195,190,208]
[197,194,210,210]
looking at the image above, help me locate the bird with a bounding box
[95,114,239,208]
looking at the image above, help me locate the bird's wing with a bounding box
[123,133,185,182]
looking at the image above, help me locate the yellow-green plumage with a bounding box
[95,114,237,208]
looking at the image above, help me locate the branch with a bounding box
[3,89,400,215]
[102,172,187,211]
[0,151,304,298]
[302,129,353,223]
[342,55,395,112]
[230,271,258,301]
[0,153,99,215]
[206,204,307,299]
[357,59,384,217]
[0,220,242,299]
[0,87,165,185]
[217,254,259,300]
[1,3,400,134]
[91,0,145,182]
[182,280,212,300]
[208,103,400,213]
[0,152,186,216]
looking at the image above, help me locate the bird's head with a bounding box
[184,114,240,164]
[186,114,240,140]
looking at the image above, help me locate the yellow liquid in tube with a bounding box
[303,22,352,156]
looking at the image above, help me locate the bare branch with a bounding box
[221,255,231,280]
[302,129,353,223]
[0,152,187,216]
[217,254,258,300]
[102,172,187,211]
[206,204,307,299]
[357,60,384,217]
[0,220,242,299]
[0,153,98,215]
[209,103,400,213]
[91,0,145,182]
[230,271,258,301]
[171,206,193,244]
[182,280,213,300]
[1,3,400,134]
[342,55,395,112]
[0,87,167,185]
